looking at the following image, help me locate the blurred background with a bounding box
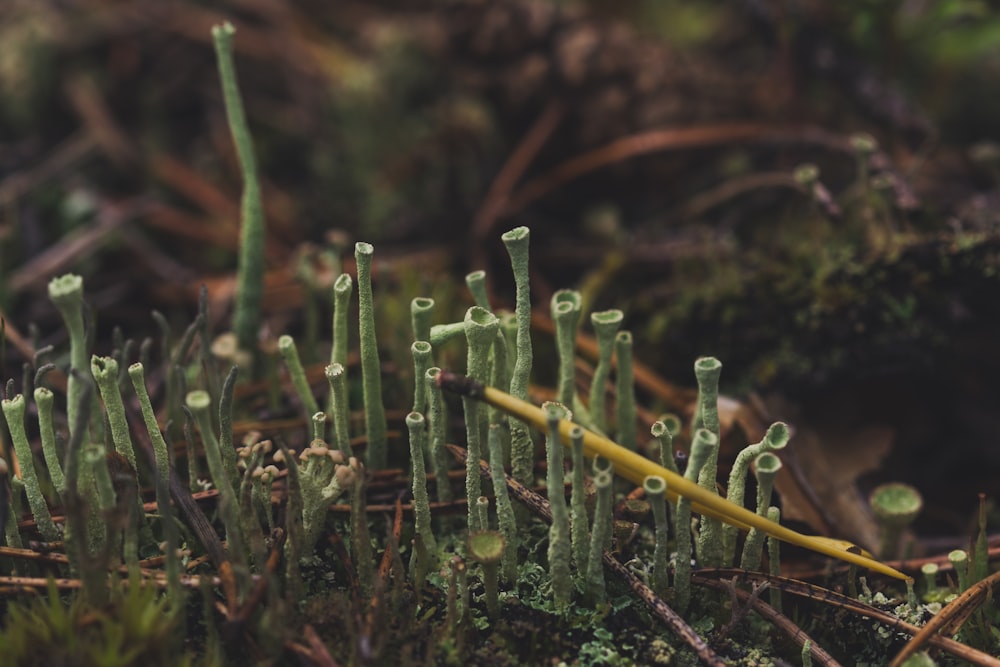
[3,0,1000,547]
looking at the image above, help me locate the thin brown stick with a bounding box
[695,576,840,666]
[447,443,726,667]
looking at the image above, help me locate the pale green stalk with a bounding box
[350,461,374,598]
[465,270,490,309]
[950,549,969,592]
[91,356,138,470]
[331,273,353,367]
[693,356,723,568]
[92,355,156,554]
[675,428,717,613]
[614,331,636,451]
[325,363,351,457]
[487,423,518,583]
[212,22,264,355]
[279,335,320,420]
[48,274,101,443]
[355,242,387,470]
[588,310,622,434]
[740,452,782,571]
[312,412,326,442]
[586,456,614,606]
[407,412,436,553]
[501,226,534,487]
[650,418,680,475]
[82,443,116,556]
[426,368,452,502]
[34,387,65,498]
[499,312,517,383]
[476,495,490,531]
[463,307,499,531]
[649,420,677,535]
[129,362,181,597]
[295,442,356,558]
[429,321,465,346]
[645,475,670,597]
[551,290,581,409]
[411,341,432,415]
[544,402,572,611]
[186,390,245,561]
[722,421,789,566]
[569,425,590,574]
[2,395,59,541]
[410,297,435,344]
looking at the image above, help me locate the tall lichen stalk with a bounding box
[212,22,265,356]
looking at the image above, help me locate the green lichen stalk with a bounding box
[128,362,180,597]
[551,290,582,409]
[722,421,789,566]
[502,226,534,487]
[212,22,265,356]
[186,390,245,561]
[48,274,100,442]
[693,356,723,568]
[331,273,353,368]
[644,475,669,596]
[487,423,518,583]
[410,297,435,344]
[869,482,923,560]
[463,307,499,531]
[82,443,117,550]
[91,356,139,470]
[950,549,969,592]
[544,402,573,611]
[649,419,678,531]
[468,530,505,620]
[426,368,452,503]
[406,412,436,553]
[291,441,357,558]
[614,330,637,451]
[355,242,388,470]
[465,270,490,310]
[34,387,66,498]
[325,363,351,457]
[739,452,782,571]
[586,456,614,606]
[569,425,591,575]
[588,310,622,434]
[2,395,59,542]
[411,341,432,416]
[279,335,320,421]
[675,428,718,613]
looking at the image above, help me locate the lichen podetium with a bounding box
[436,370,911,583]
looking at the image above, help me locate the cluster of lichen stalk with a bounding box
[0,22,814,657]
[388,229,796,618]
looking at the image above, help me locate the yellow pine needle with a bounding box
[439,372,910,582]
